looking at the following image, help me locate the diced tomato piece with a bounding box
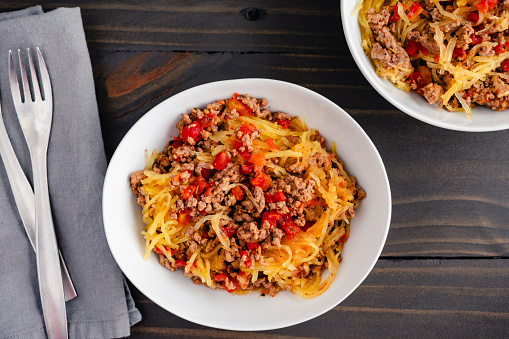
[181,121,202,143]
[494,43,509,55]
[228,95,253,116]
[172,136,183,148]
[477,0,497,13]
[262,210,282,222]
[264,192,274,204]
[177,209,191,225]
[407,2,424,21]
[180,185,196,200]
[452,47,467,60]
[418,43,428,56]
[239,250,252,267]
[155,246,173,256]
[251,172,272,191]
[265,138,280,150]
[212,151,230,170]
[306,198,320,207]
[231,186,245,200]
[502,60,509,72]
[225,279,240,293]
[197,113,215,128]
[246,242,260,251]
[494,44,505,54]
[273,190,287,202]
[220,225,236,237]
[433,54,440,62]
[277,119,291,129]
[233,141,252,159]
[194,176,208,194]
[470,34,483,45]
[174,259,187,269]
[203,184,214,196]
[390,5,400,22]
[240,163,255,174]
[467,12,479,22]
[337,234,345,243]
[301,221,314,232]
[200,168,211,179]
[238,123,257,137]
[408,71,426,89]
[278,214,301,237]
[405,40,419,58]
[248,152,266,173]
[213,273,229,282]
[416,65,432,84]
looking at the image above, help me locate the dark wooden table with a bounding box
[4,0,508,337]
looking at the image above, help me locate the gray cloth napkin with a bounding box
[0,6,141,338]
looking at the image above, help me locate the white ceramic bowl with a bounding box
[102,78,391,331]
[341,1,509,132]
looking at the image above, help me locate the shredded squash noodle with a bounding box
[130,93,365,298]
[358,0,509,119]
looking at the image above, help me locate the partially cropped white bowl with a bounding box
[341,1,509,132]
[102,78,391,331]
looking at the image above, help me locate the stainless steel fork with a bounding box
[9,48,67,339]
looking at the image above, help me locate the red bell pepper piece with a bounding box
[228,94,253,116]
[212,151,230,170]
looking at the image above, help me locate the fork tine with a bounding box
[27,48,42,102]
[8,50,22,104]
[17,49,31,103]
[36,48,52,103]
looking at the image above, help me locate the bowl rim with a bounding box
[102,78,392,330]
[340,1,509,132]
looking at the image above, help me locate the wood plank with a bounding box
[92,50,509,257]
[0,0,345,53]
[126,259,509,337]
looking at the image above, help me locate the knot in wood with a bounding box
[240,7,266,21]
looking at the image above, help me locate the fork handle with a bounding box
[0,114,76,302]
[31,149,68,339]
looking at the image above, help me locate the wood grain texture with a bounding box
[0,0,345,53]
[127,259,509,338]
